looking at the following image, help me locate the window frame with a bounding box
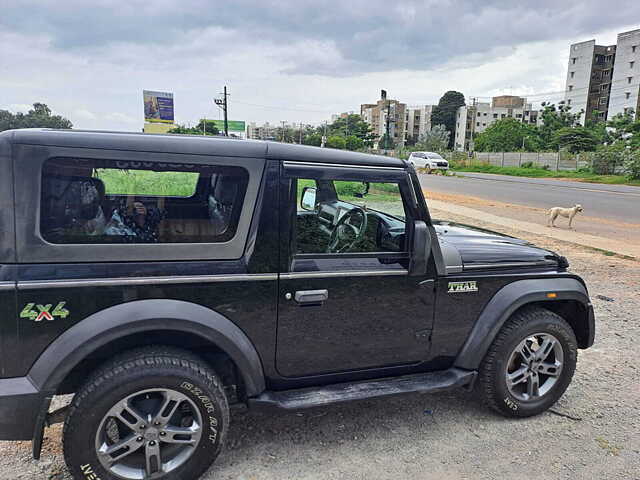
[281,161,417,269]
[13,144,265,263]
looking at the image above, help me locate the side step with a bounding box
[249,368,476,410]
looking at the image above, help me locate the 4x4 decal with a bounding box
[20,302,70,322]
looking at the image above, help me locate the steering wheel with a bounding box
[327,207,368,253]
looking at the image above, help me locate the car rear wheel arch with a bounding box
[27,299,266,400]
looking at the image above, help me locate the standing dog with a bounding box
[547,204,583,229]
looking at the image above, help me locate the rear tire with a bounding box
[63,346,229,480]
[478,306,577,417]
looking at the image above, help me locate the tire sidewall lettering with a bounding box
[181,381,220,445]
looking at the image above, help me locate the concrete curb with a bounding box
[428,199,639,259]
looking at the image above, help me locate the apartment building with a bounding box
[564,29,640,123]
[454,96,540,151]
[405,105,434,144]
[246,122,282,140]
[608,29,640,119]
[361,90,407,148]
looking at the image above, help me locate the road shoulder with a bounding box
[428,198,640,259]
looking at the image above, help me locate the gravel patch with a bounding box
[1,209,638,480]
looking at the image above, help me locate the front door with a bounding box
[276,163,436,377]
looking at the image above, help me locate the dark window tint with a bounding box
[40,157,248,244]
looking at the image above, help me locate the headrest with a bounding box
[213,175,239,206]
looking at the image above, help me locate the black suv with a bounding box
[0,129,594,480]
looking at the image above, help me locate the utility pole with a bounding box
[281,121,286,142]
[321,121,327,147]
[299,122,303,144]
[214,86,230,136]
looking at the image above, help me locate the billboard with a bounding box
[204,119,246,132]
[144,90,174,123]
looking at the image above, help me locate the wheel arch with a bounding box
[27,299,266,399]
[454,277,594,370]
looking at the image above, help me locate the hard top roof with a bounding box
[1,129,405,168]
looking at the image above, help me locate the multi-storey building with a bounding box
[564,40,616,124]
[564,29,640,123]
[453,96,540,151]
[405,105,434,144]
[609,29,640,119]
[361,90,407,148]
[246,122,282,141]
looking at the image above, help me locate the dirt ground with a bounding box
[1,208,639,480]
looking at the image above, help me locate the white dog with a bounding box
[547,204,583,229]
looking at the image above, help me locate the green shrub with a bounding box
[521,161,534,168]
[624,149,640,180]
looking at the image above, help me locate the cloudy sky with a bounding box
[1,0,638,130]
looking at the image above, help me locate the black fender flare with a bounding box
[454,277,593,370]
[27,299,266,397]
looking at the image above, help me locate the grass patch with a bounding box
[452,164,640,186]
[95,169,199,196]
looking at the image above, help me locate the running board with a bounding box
[249,368,476,410]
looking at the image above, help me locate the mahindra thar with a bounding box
[0,129,594,480]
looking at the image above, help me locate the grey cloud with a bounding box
[2,0,639,75]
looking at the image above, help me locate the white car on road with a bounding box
[407,151,449,173]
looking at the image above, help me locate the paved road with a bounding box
[419,172,640,224]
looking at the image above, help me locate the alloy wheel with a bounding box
[505,333,564,402]
[95,388,203,479]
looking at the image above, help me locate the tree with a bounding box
[168,119,219,136]
[326,135,346,149]
[0,102,73,132]
[473,118,540,152]
[607,110,637,141]
[379,133,395,150]
[345,134,364,151]
[552,127,599,153]
[415,124,450,152]
[303,132,323,146]
[538,101,581,149]
[327,114,375,147]
[431,91,465,148]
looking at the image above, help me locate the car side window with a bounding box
[40,157,248,244]
[294,177,408,256]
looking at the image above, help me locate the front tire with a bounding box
[63,347,229,480]
[478,307,577,417]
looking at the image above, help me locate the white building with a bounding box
[564,40,616,124]
[405,105,434,144]
[246,122,285,140]
[608,29,640,119]
[563,29,640,123]
[454,96,540,151]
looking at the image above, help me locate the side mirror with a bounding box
[409,220,431,276]
[300,187,317,211]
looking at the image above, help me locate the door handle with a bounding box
[294,289,329,305]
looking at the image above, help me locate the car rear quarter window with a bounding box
[40,157,249,244]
